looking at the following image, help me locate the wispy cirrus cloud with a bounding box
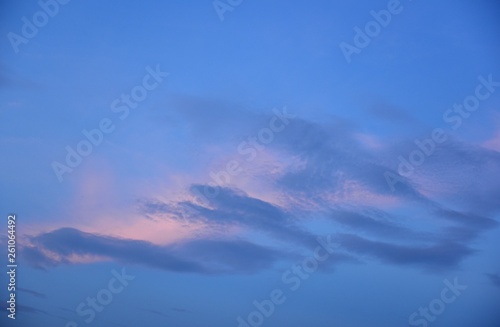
[18,101,500,277]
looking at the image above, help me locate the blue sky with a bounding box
[1,0,500,326]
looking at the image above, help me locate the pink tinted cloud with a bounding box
[483,130,500,152]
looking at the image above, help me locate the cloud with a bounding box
[437,208,498,242]
[365,102,419,125]
[438,209,498,230]
[18,287,47,299]
[336,233,476,272]
[0,62,40,90]
[329,209,424,240]
[136,129,498,272]
[163,98,431,207]
[483,133,500,152]
[21,101,499,277]
[3,303,49,316]
[172,307,190,313]
[166,94,261,143]
[0,301,72,327]
[141,185,322,250]
[20,245,60,270]
[141,308,169,318]
[407,140,500,214]
[173,238,286,273]
[22,228,284,274]
[486,273,500,288]
[271,118,426,203]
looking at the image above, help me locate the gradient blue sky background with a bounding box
[1,1,500,326]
